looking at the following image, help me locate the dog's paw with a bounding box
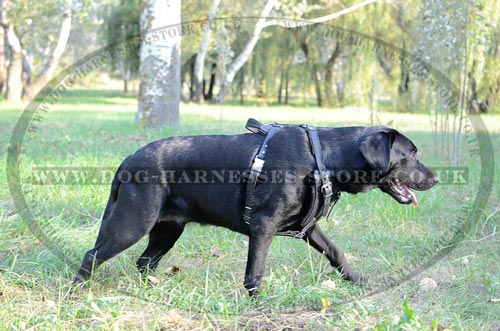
[72,275,88,286]
[347,271,368,286]
[247,288,259,299]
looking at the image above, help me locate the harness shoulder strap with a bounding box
[243,124,282,224]
[302,125,333,204]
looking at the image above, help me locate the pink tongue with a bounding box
[401,183,418,207]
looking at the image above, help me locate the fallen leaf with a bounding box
[167,266,182,274]
[320,297,330,314]
[43,297,56,308]
[164,309,183,326]
[330,217,340,225]
[210,246,221,257]
[345,253,359,263]
[419,277,437,291]
[321,279,337,291]
[147,275,159,286]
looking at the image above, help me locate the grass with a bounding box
[1,89,499,330]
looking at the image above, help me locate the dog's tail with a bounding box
[93,155,133,246]
[109,156,132,202]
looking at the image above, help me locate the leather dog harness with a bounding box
[243,118,341,238]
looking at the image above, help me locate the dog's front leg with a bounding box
[304,224,365,284]
[244,221,276,297]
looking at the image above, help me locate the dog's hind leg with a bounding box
[304,224,365,284]
[73,183,165,284]
[136,221,185,275]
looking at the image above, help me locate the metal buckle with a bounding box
[321,182,333,197]
[294,231,306,239]
[243,206,252,224]
[252,157,265,173]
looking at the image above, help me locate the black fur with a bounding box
[74,125,437,296]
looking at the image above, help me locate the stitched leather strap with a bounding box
[302,125,334,217]
[243,120,341,239]
[243,125,282,224]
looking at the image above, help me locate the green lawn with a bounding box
[1,89,499,330]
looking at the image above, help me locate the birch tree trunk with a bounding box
[193,0,220,103]
[136,0,181,127]
[215,0,277,102]
[23,0,72,101]
[324,43,341,107]
[5,29,22,102]
[0,26,6,93]
[1,0,22,102]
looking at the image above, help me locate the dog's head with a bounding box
[335,126,438,206]
[358,126,438,206]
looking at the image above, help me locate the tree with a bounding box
[0,12,7,94]
[1,0,22,101]
[106,0,140,93]
[324,42,342,107]
[23,0,72,100]
[0,0,73,102]
[215,0,276,102]
[214,0,378,102]
[192,0,220,102]
[136,0,181,127]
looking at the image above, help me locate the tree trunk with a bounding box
[0,26,6,94]
[119,57,131,93]
[204,63,216,101]
[23,0,72,101]
[313,64,322,107]
[239,66,244,105]
[215,0,277,102]
[336,80,345,103]
[257,68,267,98]
[6,50,22,102]
[4,26,22,102]
[284,69,289,105]
[193,0,220,103]
[136,0,181,128]
[1,0,22,102]
[398,42,410,95]
[189,54,195,100]
[277,67,283,104]
[324,43,341,108]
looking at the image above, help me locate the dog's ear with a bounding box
[358,131,394,173]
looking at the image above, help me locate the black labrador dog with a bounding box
[74,123,437,296]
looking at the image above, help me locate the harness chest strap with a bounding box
[302,125,334,217]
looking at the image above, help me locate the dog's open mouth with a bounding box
[388,178,418,207]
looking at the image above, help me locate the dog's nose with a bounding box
[430,175,439,184]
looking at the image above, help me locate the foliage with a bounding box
[104,0,140,91]
[2,0,500,113]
